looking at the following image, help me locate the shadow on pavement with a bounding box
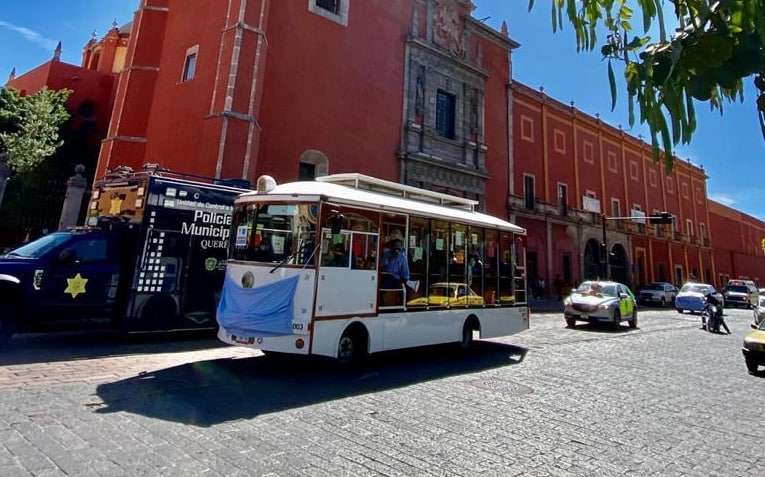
[94,341,528,426]
[565,322,640,333]
[0,329,225,366]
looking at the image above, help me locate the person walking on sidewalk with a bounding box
[553,274,564,301]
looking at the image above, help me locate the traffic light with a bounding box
[648,212,673,224]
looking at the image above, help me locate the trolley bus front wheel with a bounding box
[337,324,368,365]
[460,316,480,350]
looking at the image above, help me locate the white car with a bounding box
[637,282,678,307]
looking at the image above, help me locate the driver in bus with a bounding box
[381,238,410,289]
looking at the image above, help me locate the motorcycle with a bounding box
[701,297,723,333]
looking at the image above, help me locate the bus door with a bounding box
[315,208,379,317]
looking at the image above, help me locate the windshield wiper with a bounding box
[270,253,294,273]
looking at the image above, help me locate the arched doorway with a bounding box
[583,238,601,280]
[610,243,629,286]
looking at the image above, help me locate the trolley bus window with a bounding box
[230,203,316,264]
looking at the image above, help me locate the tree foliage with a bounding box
[531,0,765,172]
[0,87,71,173]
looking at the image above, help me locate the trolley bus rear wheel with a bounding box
[337,325,367,365]
[460,317,479,350]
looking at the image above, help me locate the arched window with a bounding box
[298,150,329,180]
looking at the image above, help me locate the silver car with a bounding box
[563,280,638,330]
[754,296,765,326]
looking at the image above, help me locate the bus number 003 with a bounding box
[292,323,304,331]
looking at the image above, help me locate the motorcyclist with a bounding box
[703,292,730,334]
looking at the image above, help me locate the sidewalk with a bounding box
[528,296,563,313]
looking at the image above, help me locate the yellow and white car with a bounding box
[563,280,638,330]
[742,319,765,374]
[406,282,484,307]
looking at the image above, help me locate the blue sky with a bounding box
[1,1,763,220]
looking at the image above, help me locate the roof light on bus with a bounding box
[256,175,277,192]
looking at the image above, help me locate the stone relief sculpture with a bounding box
[469,88,478,137]
[415,65,425,122]
[433,2,465,56]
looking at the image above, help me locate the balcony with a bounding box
[689,235,697,245]
[673,231,682,241]
[507,195,596,223]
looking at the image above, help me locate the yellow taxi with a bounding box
[742,319,765,373]
[407,282,484,307]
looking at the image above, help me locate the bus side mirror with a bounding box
[331,214,344,235]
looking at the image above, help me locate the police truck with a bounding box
[0,168,249,346]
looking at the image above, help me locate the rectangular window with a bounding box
[436,90,456,140]
[182,45,198,82]
[611,199,622,229]
[316,0,340,13]
[652,209,663,237]
[610,199,620,218]
[524,175,535,210]
[309,0,349,25]
[558,183,568,216]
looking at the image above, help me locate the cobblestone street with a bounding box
[1,308,763,476]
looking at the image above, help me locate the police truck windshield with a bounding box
[4,232,73,258]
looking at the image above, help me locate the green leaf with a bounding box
[608,60,617,110]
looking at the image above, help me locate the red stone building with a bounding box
[97,0,516,218]
[93,0,765,292]
[7,0,763,291]
[509,82,718,291]
[708,201,765,286]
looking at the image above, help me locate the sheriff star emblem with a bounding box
[65,273,88,298]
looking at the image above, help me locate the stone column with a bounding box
[58,164,88,231]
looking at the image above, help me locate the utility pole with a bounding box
[601,214,608,279]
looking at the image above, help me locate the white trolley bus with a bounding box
[216,173,529,362]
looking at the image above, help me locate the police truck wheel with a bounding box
[0,301,17,347]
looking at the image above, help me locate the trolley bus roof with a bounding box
[236,177,526,234]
